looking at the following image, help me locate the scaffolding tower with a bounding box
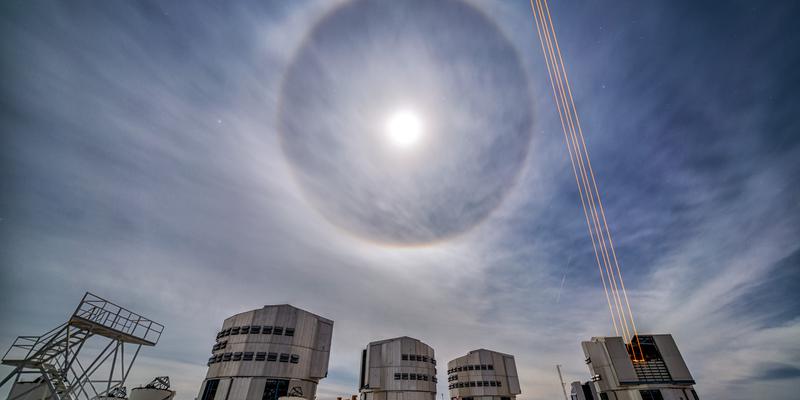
[1,292,164,400]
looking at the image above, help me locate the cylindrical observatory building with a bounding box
[359,337,438,400]
[447,349,521,400]
[197,304,334,400]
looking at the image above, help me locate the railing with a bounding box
[3,292,163,364]
[3,336,44,363]
[71,292,164,345]
[2,323,68,363]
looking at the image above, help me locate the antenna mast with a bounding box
[556,365,569,400]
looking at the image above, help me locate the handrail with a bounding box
[2,323,69,362]
[71,292,164,344]
[3,293,163,364]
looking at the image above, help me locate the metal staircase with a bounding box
[1,292,164,400]
[41,363,69,398]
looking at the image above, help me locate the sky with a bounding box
[1,1,798,400]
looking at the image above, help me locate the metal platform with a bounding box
[1,292,165,400]
[68,293,163,346]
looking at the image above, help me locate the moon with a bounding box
[386,110,423,148]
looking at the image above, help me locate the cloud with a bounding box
[751,363,800,381]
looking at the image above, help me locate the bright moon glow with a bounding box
[386,110,423,148]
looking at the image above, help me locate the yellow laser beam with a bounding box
[529,0,645,361]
